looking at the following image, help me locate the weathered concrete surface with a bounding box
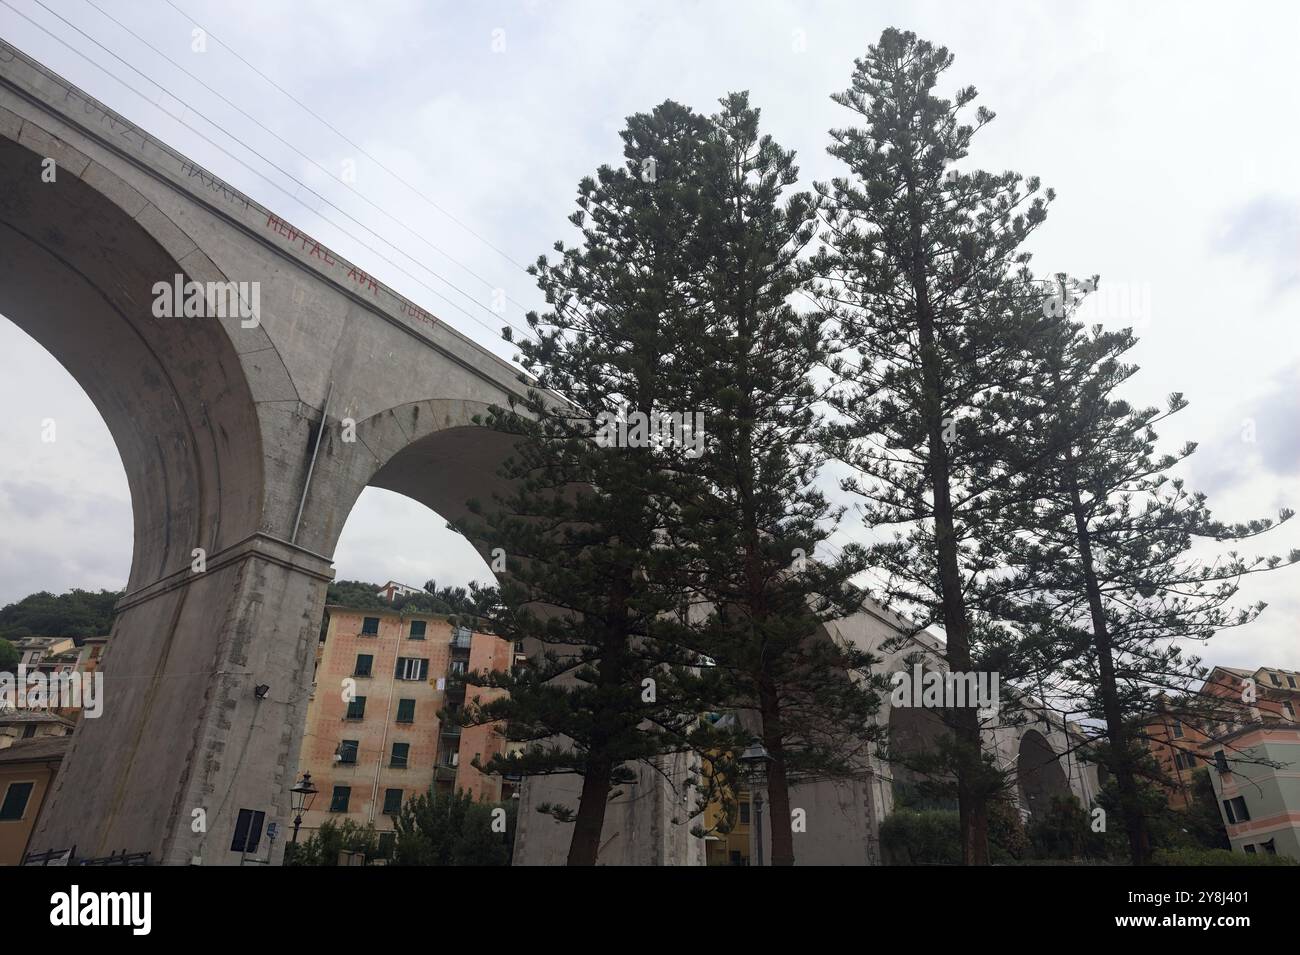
[0,39,529,864]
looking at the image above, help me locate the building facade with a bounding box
[0,736,68,865]
[295,606,516,851]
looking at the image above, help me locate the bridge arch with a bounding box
[0,47,526,864]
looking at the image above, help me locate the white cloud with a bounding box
[1,0,1297,669]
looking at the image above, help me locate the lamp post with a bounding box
[289,772,318,844]
[738,738,772,867]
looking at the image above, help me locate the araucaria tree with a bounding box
[985,283,1298,864]
[454,102,719,866]
[815,28,1053,864]
[666,93,886,867]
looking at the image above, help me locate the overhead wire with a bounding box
[5,0,541,352]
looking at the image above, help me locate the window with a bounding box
[1286,703,1295,721]
[1214,750,1230,774]
[338,739,359,764]
[396,657,429,681]
[409,620,426,640]
[390,742,410,768]
[1262,839,1277,855]
[354,654,373,677]
[1171,721,1183,739]
[346,696,367,720]
[1270,673,1281,686]
[1223,796,1250,824]
[361,617,380,636]
[396,698,416,724]
[0,782,34,820]
[1243,844,1257,854]
[330,786,351,813]
[383,788,403,814]
[230,808,265,853]
[1288,676,1296,689]
[449,660,467,676]
[22,724,37,739]
[739,801,751,825]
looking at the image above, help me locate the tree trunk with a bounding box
[1064,459,1152,865]
[758,677,795,866]
[908,181,989,866]
[567,756,612,866]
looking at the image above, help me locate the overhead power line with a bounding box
[162,0,532,275]
[83,0,533,317]
[5,0,539,351]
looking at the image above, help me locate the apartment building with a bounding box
[295,605,518,851]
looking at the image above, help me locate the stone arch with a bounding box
[0,110,305,862]
[1016,727,1070,821]
[884,703,956,812]
[0,110,271,587]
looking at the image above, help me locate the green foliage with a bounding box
[816,27,1057,863]
[391,788,514,866]
[453,100,729,864]
[880,809,962,865]
[0,638,18,670]
[1027,796,1106,861]
[283,818,380,866]
[1182,769,1230,851]
[0,589,120,643]
[881,802,1028,864]
[325,580,490,633]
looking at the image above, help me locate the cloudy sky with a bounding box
[1,1,1297,670]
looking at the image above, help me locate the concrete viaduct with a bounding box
[0,40,1094,865]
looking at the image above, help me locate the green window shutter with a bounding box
[390,742,409,768]
[383,788,403,814]
[0,782,34,820]
[330,786,351,813]
[396,699,415,723]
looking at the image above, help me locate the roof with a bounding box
[0,736,70,763]
[0,710,76,728]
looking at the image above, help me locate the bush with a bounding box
[880,809,962,865]
[284,818,380,866]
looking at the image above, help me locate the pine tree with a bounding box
[453,102,720,866]
[815,28,1053,864]
[664,92,886,866]
[984,281,1299,863]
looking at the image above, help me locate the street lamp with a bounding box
[738,738,772,867]
[289,772,318,844]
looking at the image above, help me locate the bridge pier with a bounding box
[33,536,332,865]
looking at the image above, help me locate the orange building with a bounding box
[294,605,516,851]
[1145,666,1300,809]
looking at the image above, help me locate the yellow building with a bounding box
[0,736,68,865]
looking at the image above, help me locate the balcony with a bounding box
[434,765,457,781]
[440,723,462,737]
